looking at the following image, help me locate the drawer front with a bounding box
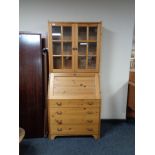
[48,99,100,108]
[49,107,99,116]
[49,124,98,135]
[50,114,99,125]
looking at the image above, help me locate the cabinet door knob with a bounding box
[87,128,93,131]
[56,102,62,106]
[87,120,93,123]
[57,128,62,131]
[73,48,78,50]
[56,111,62,115]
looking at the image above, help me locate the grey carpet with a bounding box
[20,120,135,155]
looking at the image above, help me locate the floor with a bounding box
[20,120,135,155]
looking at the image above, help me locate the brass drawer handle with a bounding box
[87,111,93,114]
[57,128,62,131]
[87,120,93,123]
[56,111,62,115]
[56,102,62,106]
[87,128,93,131]
[55,120,62,124]
[87,102,94,105]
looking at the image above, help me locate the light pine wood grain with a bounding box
[47,22,102,140]
[48,69,101,139]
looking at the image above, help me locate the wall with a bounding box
[19,0,135,119]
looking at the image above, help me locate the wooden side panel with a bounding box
[127,83,135,111]
[129,70,135,82]
[127,69,135,118]
[19,33,44,138]
[42,47,49,136]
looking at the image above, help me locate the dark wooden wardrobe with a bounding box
[19,32,48,138]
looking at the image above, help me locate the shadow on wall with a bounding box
[100,28,114,87]
[100,28,128,119]
[107,82,128,118]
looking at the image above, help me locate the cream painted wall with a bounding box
[19,0,135,119]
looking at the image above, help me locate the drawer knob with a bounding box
[56,111,62,115]
[87,128,93,131]
[87,111,93,114]
[56,102,62,106]
[87,102,94,105]
[55,120,62,124]
[57,128,62,131]
[87,120,93,123]
[80,83,83,86]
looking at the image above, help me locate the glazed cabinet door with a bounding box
[48,23,75,72]
[48,22,102,73]
[75,24,101,72]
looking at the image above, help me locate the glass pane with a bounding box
[88,42,97,55]
[88,56,96,69]
[63,42,72,55]
[52,26,61,40]
[63,56,72,69]
[53,57,62,69]
[63,27,72,40]
[78,42,87,55]
[78,27,87,40]
[53,42,61,55]
[78,56,86,69]
[89,27,97,40]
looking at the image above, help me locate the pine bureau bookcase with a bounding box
[48,22,102,139]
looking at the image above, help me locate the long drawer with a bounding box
[49,107,99,115]
[48,99,100,108]
[49,114,99,125]
[49,124,98,135]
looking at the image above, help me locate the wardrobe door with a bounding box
[19,33,44,138]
